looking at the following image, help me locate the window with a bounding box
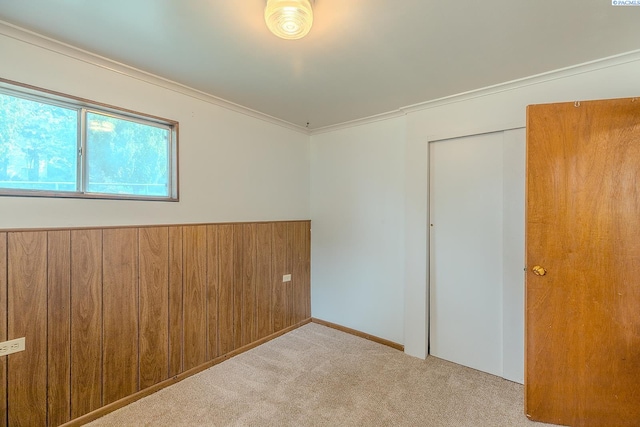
[0,79,178,201]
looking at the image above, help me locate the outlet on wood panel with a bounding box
[0,337,26,356]
[282,274,292,282]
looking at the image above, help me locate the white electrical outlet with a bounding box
[282,274,292,282]
[0,337,26,356]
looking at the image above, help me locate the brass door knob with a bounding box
[532,266,547,276]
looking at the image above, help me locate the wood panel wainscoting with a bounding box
[0,220,311,427]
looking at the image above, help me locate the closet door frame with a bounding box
[427,127,525,383]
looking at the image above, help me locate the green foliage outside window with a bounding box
[0,85,176,200]
[0,93,77,191]
[86,112,169,196]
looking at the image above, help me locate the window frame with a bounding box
[0,78,179,201]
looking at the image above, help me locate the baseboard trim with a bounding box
[61,318,312,427]
[311,318,404,352]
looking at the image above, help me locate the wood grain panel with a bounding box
[182,226,207,370]
[233,224,243,349]
[70,229,103,418]
[255,224,273,339]
[303,222,311,319]
[47,230,71,426]
[526,99,640,426]
[103,229,139,404]
[272,223,290,332]
[241,224,257,346]
[292,222,310,324]
[139,227,169,389]
[206,225,219,359]
[7,231,47,426]
[218,225,235,355]
[286,223,295,327]
[0,233,6,427]
[0,220,311,426]
[168,226,183,377]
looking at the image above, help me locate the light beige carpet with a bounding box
[87,323,553,427]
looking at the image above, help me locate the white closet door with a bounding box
[429,129,525,382]
[502,128,525,383]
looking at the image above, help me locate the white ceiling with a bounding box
[0,0,639,130]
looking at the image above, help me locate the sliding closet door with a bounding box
[502,129,526,382]
[429,129,525,382]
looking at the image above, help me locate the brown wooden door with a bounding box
[526,98,640,427]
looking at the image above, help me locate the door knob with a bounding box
[532,266,547,276]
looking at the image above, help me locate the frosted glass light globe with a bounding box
[265,0,313,40]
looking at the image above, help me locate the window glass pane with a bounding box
[0,92,78,192]
[86,112,170,197]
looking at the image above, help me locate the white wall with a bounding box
[310,52,640,358]
[404,54,640,358]
[0,30,310,229]
[310,117,406,344]
[3,23,640,360]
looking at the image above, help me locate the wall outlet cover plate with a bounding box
[0,337,26,356]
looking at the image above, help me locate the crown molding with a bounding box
[3,18,640,137]
[0,20,310,135]
[311,48,640,136]
[309,110,406,135]
[400,49,640,114]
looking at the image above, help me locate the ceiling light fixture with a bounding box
[264,0,314,40]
